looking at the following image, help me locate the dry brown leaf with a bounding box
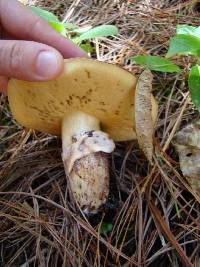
[135,69,157,163]
[174,120,200,194]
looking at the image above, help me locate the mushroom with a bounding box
[7,58,157,214]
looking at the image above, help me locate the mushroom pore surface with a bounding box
[7,58,138,141]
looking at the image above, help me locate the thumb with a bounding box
[0,40,64,81]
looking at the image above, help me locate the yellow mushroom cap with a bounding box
[7,58,140,141]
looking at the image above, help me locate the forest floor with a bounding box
[0,0,200,266]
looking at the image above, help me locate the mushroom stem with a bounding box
[61,111,115,214]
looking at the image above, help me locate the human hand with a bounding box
[0,0,87,93]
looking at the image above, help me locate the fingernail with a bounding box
[36,51,62,79]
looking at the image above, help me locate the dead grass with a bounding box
[1,0,200,266]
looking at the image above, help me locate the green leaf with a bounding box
[29,6,76,36]
[188,65,200,111]
[29,6,68,35]
[100,223,113,235]
[73,25,118,43]
[176,25,200,38]
[29,6,59,22]
[73,26,93,34]
[131,55,181,73]
[79,43,93,53]
[48,21,67,36]
[63,22,78,30]
[166,34,200,58]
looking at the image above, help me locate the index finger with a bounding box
[0,0,87,58]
